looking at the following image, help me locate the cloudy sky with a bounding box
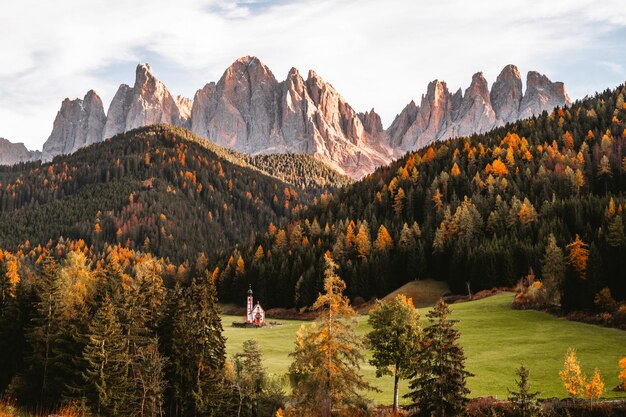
[1,0,625,150]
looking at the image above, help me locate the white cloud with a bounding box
[0,0,625,150]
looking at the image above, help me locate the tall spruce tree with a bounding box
[233,339,267,417]
[406,299,472,417]
[82,295,131,417]
[171,271,227,417]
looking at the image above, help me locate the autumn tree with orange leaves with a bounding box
[287,253,375,417]
[586,368,604,402]
[566,235,589,280]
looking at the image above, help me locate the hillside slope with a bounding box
[213,84,626,310]
[0,125,326,263]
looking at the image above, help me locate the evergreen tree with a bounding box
[541,234,566,305]
[133,338,167,417]
[233,339,268,417]
[406,299,472,417]
[82,296,131,417]
[508,365,540,417]
[171,271,227,417]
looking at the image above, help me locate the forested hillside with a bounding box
[0,125,319,263]
[215,85,626,310]
[244,153,352,190]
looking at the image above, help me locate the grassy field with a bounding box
[223,293,626,405]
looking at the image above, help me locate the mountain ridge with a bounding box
[2,57,570,177]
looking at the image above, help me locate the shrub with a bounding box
[594,288,617,312]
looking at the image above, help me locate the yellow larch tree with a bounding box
[355,223,371,259]
[566,235,589,280]
[287,254,375,417]
[451,162,461,177]
[586,368,604,402]
[491,158,509,176]
[374,225,393,252]
[559,348,585,398]
[432,188,443,212]
[619,357,626,390]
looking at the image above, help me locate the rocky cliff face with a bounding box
[4,59,571,176]
[191,56,392,177]
[41,90,106,161]
[490,64,523,124]
[103,64,190,139]
[518,71,570,119]
[387,65,570,151]
[0,138,41,165]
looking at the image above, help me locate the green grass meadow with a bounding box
[223,292,626,405]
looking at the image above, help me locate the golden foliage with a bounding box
[586,368,604,401]
[562,131,574,150]
[451,162,461,177]
[432,188,443,212]
[559,348,585,398]
[374,225,393,252]
[566,235,589,280]
[619,357,626,391]
[423,147,436,163]
[491,158,509,176]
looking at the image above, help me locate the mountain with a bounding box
[190,57,393,178]
[102,64,191,139]
[0,138,41,165]
[387,65,571,151]
[211,84,626,310]
[3,58,570,178]
[41,90,106,161]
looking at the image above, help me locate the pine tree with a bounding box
[288,254,374,417]
[508,365,540,417]
[393,188,406,215]
[406,299,472,417]
[82,296,131,417]
[234,339,267,417]
[367,295,421,412]
[171,271,227,417]
[133,338,167,417]
[542,234,566,304]
[606,215,625,247]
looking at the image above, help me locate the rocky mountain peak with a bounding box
[467,72,491,102]
[12,59,571,177]
[387,65,568,151]
[42,90,106,161]
[359,108,384,136]
[0,138,41,165]
[490,64,523,124]
[102,63,188,139]
[519,71,571,119]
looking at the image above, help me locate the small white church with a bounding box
[245,285,265,326]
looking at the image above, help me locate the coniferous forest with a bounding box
[216,84,626,311]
